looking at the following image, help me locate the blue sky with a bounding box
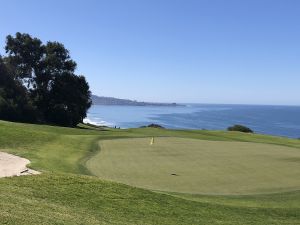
[0,0,299,105]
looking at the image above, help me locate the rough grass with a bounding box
[0,120,300,224]
[0,173,299,225]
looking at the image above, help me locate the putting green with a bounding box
[86,137,300,195]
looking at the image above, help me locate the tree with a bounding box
[46,73,91,127]
[31,41,77,119]
[0,56,37,122]
[2,33,91,126]
[5,32,44,87]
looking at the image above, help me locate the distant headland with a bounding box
[91,95,184,106]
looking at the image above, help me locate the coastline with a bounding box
[84,104,300,138]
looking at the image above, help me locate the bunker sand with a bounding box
[0,152,40,178]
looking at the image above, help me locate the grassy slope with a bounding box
[2,174,299,225]
[0,120,299,224]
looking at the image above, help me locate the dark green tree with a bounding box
[5,32,44,87]
[46,73,91,127]
[0,56,37,122]
[2,33,91,126]
[32,41,77,119]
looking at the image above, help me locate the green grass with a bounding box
[0,120,299,224]
[86,137,300,195]
[1,173,299,225]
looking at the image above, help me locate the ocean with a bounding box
[84,104,300,138]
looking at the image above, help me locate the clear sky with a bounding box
[0,0,299,105]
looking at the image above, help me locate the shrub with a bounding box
[140,124,165,129]
[227,124,253,133]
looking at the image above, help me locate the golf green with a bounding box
[87,137,300,195]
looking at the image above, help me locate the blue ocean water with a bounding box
[84,104,300,138]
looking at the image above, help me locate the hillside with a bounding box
[0,120,299,224]
[91,95,181,106]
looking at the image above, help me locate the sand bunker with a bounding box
[0,152,40,178]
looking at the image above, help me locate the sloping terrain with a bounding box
[0,120,299,224]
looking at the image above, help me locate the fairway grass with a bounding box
[1,173,299,225]
[87,137,300,195]
[0,120,300,224]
